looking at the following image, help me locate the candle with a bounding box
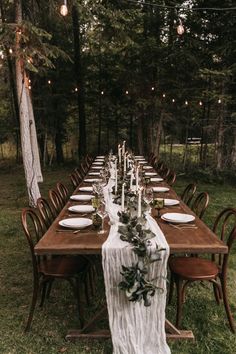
[115,169,118,194]
[118,147,122,164]
[130,168,134,190]
[121,183,125,211]
[124,153,126,173]
[122,140,126,155]
[137,187,142,218]
[136,166,139,191]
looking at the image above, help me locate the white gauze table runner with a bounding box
[102,169,171,354]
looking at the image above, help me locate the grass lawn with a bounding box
[0,164,236,354]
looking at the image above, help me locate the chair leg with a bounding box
[39,280,48,307]
[221,277,235,333]
[176,277,184,328]
[25,280,39,332]
[211,279,221,305]
[168,272,174,304]
[46,279,54,299]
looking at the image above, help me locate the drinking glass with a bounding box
[92,196,100,212]
[143,187,153,212]
[153,198,164,218]
[97,204,108,234]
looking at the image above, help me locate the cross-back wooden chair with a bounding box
[166,170,176,186]
[48,188,64,214]
[21,208,90,331]
[168,207,236,332]
[37,197,56,229]
[181,183,197,206]
[56,182,69,204]
[191,191,209,219]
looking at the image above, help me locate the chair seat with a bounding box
[169,257,219,280]
[39,256,88,277]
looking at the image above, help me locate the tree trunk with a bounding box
[230,127,236,168]
[26,90,43,182]
[137,114,144,154]
[216,104,224,171]
[15,0,41,207]
[153,110,163,159]
[72,4,87,159]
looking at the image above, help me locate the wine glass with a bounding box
[92,196,100,212]
[144,176,151,188]
[153,198,164,218]
[97,204,108,234]
[143,187,153,212]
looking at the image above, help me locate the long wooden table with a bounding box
[34,163,228,342]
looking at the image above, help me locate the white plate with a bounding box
[135,155,144,158]
[92,162,103,165]
[84,178,101,183]
[68,205,95,213]
[145,172,157,176]
[59,218,92,229]
[79,186,93,192]
[88,172,100,176]
[151,177,164,182]
[70,194,94,201]
[164,199,180,206]
[96,155,105,158]
[139,161,148,164]
[161,213,195,224]
[91,166,101,170]
[143,166,153,170]
[152,187,169,192]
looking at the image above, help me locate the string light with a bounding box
[199,101,203,106]
[75,87,78,92]
[125,90,129,95]
[172,98,175,103]
[28,85,32,90]
[48,80,51,85]
[218,99,222,104]
[28,79,31,83]
[151,87,155,91]
[185,100,188,105]
[60,0,68,16]
[177,19,185,35]
[9,48,13,54]
[162,93,166,98]
[101,91,104,95]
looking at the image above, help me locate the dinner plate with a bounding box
[88,172,100,176]
[139,161,148,164]
[152,187,170,193]
[68,205,95,213]
[143,166,153,170]
[92,162,103,165]
[79,186,93,192]
[91,166,102,170]
[135,155,145,159]
[70,194,94,201]
[59,218,92,229]
[151,177,164,182]
[96,155,105,158]
[161,213,195,224]
[164,199,180,206]
[84,178,101,183]
[145,172,157,176]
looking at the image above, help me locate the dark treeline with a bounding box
[0,0,236,171]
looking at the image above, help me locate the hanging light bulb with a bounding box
[125,90,129,95]
[177,19,185,35]
[60,0,68,16]
[172,98,175,103]
[185,100,188,106]
[199,101,203,106]
[218,99,222,104]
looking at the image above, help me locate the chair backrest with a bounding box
[70,171,81,189]
[37,197,56,229]
[56,182,69,204]
[212,208,236,271]
[21,208,45,277]
[166,170,176,186]
[181,183,197,206]
[161,167,170,179]
[81,160,88,175]
[48,189,64,214]
[191,192,209,219]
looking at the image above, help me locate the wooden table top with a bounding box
[34,165,228,256]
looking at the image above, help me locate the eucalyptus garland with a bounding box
[118,210,166,307]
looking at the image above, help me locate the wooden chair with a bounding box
[161,167,170,179]
[169,207,236,332]
[166,170,176,186]
[191,192,209,219]
[56,182,69,204]
[70,171,81,189]
[181,183,197,206]
[48,188,64,214]
[37,197,56,229]
[21,208,90,331]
